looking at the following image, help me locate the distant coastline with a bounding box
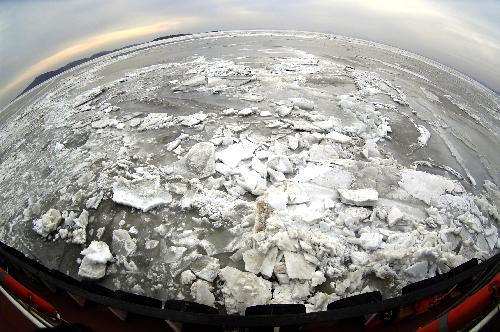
[16,33,191,98]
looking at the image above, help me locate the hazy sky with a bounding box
[1,0,499,108]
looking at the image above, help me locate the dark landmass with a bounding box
[152,33,189,42]
[19,50,117,95]
[18,33,194,98]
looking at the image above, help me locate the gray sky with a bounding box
[1,0,499,108]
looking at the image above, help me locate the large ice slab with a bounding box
[219,266,272,314]
[112,176,172,212]
[399,169,455,205]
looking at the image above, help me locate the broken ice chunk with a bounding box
[78,256,107,280]
[112,229,137,258]
[238,107,256,116]
[176,142,216,178]
[324,131,351,144]
[180,270,197,285]
[266,186,288,210]
[267,155,294,174]
[179,112,208,127]
[399,169,455,205]
[358,232,383,250]
[216,140,257,168]
[112,176,172,212]
[308,144,338,161]
[236,169,267,196]
[387,206,404,225]
[288,136,299,150]
[162,245,187,264]
[243,249,266,274]
[294,164,331,183]
[362,140,381,159]
[190,256,220,282]
[219,266,272,314]
[191,280,215,307]
[86,191,104,209]
[276,105,292,117]
[251,157,267,178]
[261,247,279,278]
[417,125,431,147]
[350,251,370,265]
[222,108,238,115]
[311,271,326,287]
[71,210,89,244]
[306,292,333,312]
[145,239,159,250]
[166,139,181,151]
[268,168,286,183]
[33,209,62,237]
[309,167,353,191]
[78,241,113,280]
[338,188,378,207]
[284,252,316,279]
[242,247,278,278]
[91,118,119,129]
[285,182,310,205]
[404,261,429,280]
[81,241,113,263]
[290,98,315,110]
[271,232,299,252]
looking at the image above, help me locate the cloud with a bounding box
[0,19,188,99]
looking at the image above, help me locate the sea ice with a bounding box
[399,169,455,205]
[112,229,137,259]
[177,142,216,178]
[358,232,383,250]
[180,270,197,285]
[219,266,272,314]
[338,188,378,207]
[290,98,315,110]
[78,241,113,279]
[308,144,338,161]
[190,256,220,282]
[325,131,351,144]
[417,125,431,147]
[112,176,172,212]
[191,280,215,307]
[33,209,62,237]
[404,261,429,280]
[216,140,257,168]
[284,251,316,280]
[387,206,404,225]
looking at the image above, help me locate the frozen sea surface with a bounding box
[1,31,499,314]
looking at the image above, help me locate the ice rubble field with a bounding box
[1,31,500,314]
